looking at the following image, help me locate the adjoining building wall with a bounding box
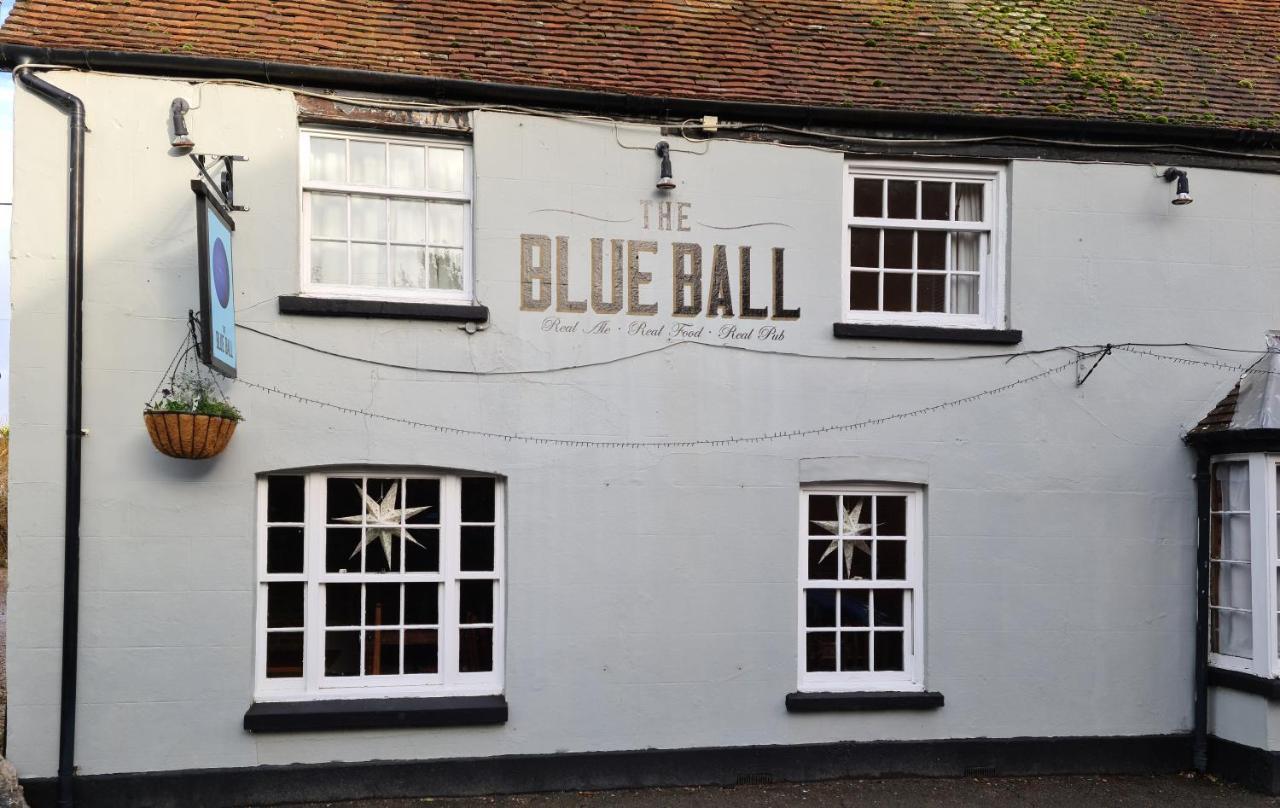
[9,71,1280,779]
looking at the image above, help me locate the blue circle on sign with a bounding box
[212,238,230,308]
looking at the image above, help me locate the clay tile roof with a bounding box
[1189,383,1240,435]
[3,1,1280,131]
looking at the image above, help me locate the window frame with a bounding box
[1208,453,1280,678]
[796,483,926,693]
[841,161,1007,330]
[254,470,505,702]
[298,128,475,305]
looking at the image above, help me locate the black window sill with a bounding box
[243,695,508,733]
[833,323,1022,345]
[278,295,489,323]
[1208,667,1280,701]
[785,690,945,713]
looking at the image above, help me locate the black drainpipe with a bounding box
[1192,451,1211,772]
[17,68,86,808]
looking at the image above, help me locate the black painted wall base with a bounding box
[21,733,1191,808]
[1207,736,1280,795]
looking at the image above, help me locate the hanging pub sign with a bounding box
[191,179,237,378]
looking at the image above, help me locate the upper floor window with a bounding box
[301,130,472,303]
[843,162,1006,329]
[799,485,925,692]
[256,470,503,700]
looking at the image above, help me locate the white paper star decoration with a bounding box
[810,498,875,578]
[335,482,432,569]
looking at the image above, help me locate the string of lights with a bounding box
[234,323,1270,377]
[236,354,1084,449]
[1116,345,1278,376]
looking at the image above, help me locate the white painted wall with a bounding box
[8,71,1279,778]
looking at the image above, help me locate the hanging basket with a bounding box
[143,410,238,460]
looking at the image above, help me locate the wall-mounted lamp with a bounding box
[655,141,676,191]
[1162,167,1193,206]
[170,97,195,151]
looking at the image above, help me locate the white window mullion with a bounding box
[1268,456,1280,676]
[304,473,326,693]
[442,474,461,685]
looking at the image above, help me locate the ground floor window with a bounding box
[798,485,924,692]
[256,470,503,699]
[1208,455,1280,677]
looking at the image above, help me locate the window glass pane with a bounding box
[1213,462,1250,511]
[955,183,984,221]
[459,628,493,672]
[309,136,346,182]
[873,631,904,671]
[405,583,439,626]
[850,271,878,311]
[808,495,838,533]
[363,532,400,573]
[805,589,837,627]
[404,528,440,572]
[365,583,400,626]
[950,274,978,315]
[267,527,304,574]
[845,540,872,580]
[429,248,464,290]
[310,241,347,285]
[267,476,305,523]
[350,140,387,185]
[840,632,870,672]
[404,629,439,674]
[917,230,945,270]
[326,528,362,573]
[325,583,361,627]
[428,147,464,192]
[808,540,838,580]
[462,478,496,522]
[883,230,912,270]
[461,526,496,572]
[309,193,347,239]
[839,590,868,627]
[266,632,304,678]
[390,199,427,244]
[327,478,363,522]
[806,632,836,672]
[1212,609,1252,657]
[351,243,388,287]
[887,180,917,219]
[389,144,426,189]
[921,181,950,220]
[267,582,304,628]
[883,272,911,312]
[877,540,907,580]
[325,630,361,676]
[1211,563,1253,610]
[873,590,905,627]
[877,496,907,536]
[1216,514,1251,561]
[405,479,441,525]
[460,580,494,624]
[391,246,426,289]
[853,178,883,218]
[350,196,386,241]
[365,628,400,675]
[917,274,944,314]
[849,227,879,268]
[430,203,466,247]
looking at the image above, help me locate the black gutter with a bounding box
[17,68,86,808]
[1192,451,1210,772]
[2,44,1279,151]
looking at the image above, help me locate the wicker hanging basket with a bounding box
[143,411,238,460]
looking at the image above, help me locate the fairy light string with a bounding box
[237,354,1086,449]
